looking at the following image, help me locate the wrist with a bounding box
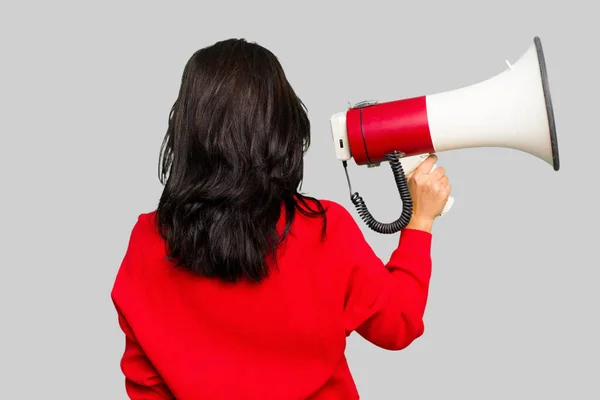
[405,216,434,233]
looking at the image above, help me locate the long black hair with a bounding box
[156,38,326,283]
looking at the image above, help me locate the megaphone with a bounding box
[330,36,560,234]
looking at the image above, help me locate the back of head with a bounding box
[156,38,325,283]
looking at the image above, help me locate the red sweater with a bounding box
[111,199,433,399]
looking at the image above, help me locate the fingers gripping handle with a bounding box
[399,154,455,216]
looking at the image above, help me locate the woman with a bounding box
[111,38,451,400]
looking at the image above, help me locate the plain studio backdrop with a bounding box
[1,0,598,399]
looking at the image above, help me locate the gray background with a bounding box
[1,0,598,399]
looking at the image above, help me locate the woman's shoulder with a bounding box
[124,210,160,247]
[308,197,357,230]
[317,198,353,218]
[129,210,156,232]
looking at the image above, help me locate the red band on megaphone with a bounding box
[346,96,435,165]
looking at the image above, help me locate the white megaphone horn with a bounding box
[330,36,560,234]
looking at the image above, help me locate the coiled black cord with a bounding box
[342,151,413,234]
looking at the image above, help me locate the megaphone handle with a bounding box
[429,163,455,216]
[400,154,454,216]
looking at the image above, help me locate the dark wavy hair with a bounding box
[155,38,326,283]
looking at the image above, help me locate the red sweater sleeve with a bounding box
[112,220,175,400]
[337,205,433,350]
[114,307,176,400]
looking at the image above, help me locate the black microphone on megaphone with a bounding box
[330,36,560,234]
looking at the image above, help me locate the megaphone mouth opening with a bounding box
[535,36,560,171]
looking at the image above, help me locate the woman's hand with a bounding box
[404,154,452,233]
